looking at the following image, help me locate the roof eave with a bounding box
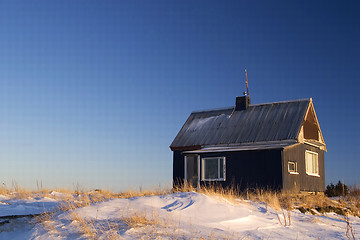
[170,145,202,151]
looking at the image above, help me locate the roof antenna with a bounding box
[244,68,249,97]
[229,68,249,119]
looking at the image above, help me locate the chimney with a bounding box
[235,96,251,111]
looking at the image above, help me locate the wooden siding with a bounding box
[173,149,283,191]
[282,144,325,192]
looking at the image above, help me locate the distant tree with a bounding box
[325,181,349,197]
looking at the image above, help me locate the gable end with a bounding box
[297,99,326,151]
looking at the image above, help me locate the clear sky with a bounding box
[0,1,359,191]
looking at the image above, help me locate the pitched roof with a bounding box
[182,141,300,154]
[170,99,311,151]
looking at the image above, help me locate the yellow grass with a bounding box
[3,182,359,217]
[3,183,359,239]
[33,211,61,237]
[70,211,98,239]
[173,182,242,205]
[122,209,163,228]
[0,186,11,196]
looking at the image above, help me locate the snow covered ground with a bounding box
[0,192,359,239]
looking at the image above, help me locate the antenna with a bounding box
[245,68,249,97]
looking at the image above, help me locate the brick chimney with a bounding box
[235,96,251,111]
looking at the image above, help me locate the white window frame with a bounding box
[184,155,201,187]
[288,161,299,174]
[305,150,319,177]
[201,157,226,181]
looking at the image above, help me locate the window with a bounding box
[305,150,319,176]
[288,161,298,174]
[201,157,226,181]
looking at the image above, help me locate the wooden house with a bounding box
[170,96,326,192]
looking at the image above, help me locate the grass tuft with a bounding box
[3,183,360,239]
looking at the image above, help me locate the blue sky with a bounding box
[0,1,359,191]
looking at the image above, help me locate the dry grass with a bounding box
[7,181,34,199]
[344,215,356,240]
[70,211,98,239]
[349,185,360,198]
[347,185,360,216]
[33,211,61,237]
[0,185,11,196]
[0,181,69,200]
[174,183,360,227]
[122,209,162,228]
[60,203,173,239]
[173,182,241,205]
[244,189,293,226]
[199,185,241,205]
[4,183,360,239]
[34,197,123,239]
[97,220,124,240]
[30,186,173,239]
[3,182,359,217]
[117,187,171,199]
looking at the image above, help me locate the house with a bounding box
[170,96,326,192]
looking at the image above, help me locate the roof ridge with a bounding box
[191,107,233,114]
[250,98,311,107]
[191,98,311,114]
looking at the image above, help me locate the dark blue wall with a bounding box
[173,151,185,187]
[173,149,283,191]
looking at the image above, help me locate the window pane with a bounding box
[205,158,218,180]
[288,162,295,172]
[305,152,310,173]
[312,157,315,173]
[306,151,319,175]
[219,159,224,178]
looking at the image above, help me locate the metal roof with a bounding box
[170,99,311,150]
[183,141,299,154]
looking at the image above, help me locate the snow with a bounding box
[188,114,227,131]
[0,192,359,239]
[0,197,58,217]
